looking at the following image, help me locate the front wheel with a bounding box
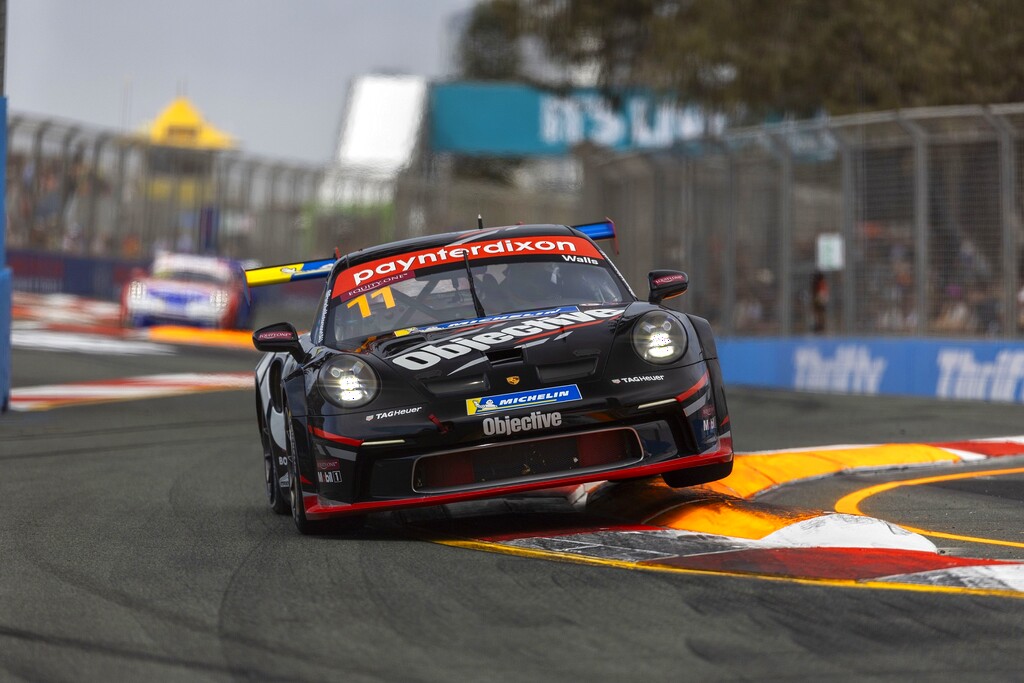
[284,405,365,535]
[662,460,734,488]
[290,470,365,535]
[263,433,290,516]
[258,391,289,515]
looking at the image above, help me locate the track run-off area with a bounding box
[3,292,1023,680]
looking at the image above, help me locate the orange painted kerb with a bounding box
[704,444,963,500]
[147,326,256,350]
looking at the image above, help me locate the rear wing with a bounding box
[244,258,336,288]
[243,220,618,288]
[572,219,616,241]
[571,219,618,254]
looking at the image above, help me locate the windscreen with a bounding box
[152,269,232,286]
[323,236,631,346]
[151,254,235,285]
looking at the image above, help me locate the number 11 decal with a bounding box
[347,286,396,318]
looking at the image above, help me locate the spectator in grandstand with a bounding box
[810,270,828,334]
[120,232,142,259]
[1018,285,1024,332]
[5,158,31,247]
[970,283,1001,336]
[34,169,62,247]
[61,224,84,252]
[934,284,974,334]
[90,229,115,256]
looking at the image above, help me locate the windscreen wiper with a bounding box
[462,251,486,318]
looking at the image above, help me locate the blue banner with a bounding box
[6,249,147,300]
[430,82,718,156]
[719,337,1024,403]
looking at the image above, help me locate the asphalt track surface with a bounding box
[3,339,1024,681]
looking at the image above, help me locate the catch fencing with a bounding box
[4,112,581,272]
[5,113,323,267]
[579,104,1024,339]
[7,104,1024,342]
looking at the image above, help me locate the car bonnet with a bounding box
[369,304,629,388]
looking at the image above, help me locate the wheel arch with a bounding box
[686,314,731,439]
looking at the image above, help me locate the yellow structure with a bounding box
[134,97,237,204]
[137,97,236,150]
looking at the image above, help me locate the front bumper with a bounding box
[125,298,229,327]
[294,368,732,519]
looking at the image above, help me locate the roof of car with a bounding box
[335,223,580,273]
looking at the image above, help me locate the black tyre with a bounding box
[289,467,365,535]
[258,391,290,515]
[284,404,365,535]
[661,460,734,488]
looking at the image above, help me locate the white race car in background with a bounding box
[121,252,252,329]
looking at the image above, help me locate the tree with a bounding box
[461,0,1024,119]
[456,0,523,81]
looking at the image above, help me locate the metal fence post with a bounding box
[838,136,857,334]
[58,126,81,240]
[84,133,111,249]
[768,132,794,335]
[983,109,1018,338]
[30,121,52,233]
[723,144,737,336]
[898,116,930,335]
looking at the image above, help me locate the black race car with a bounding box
[250,221,733,534]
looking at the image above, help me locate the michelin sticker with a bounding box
[467,385,582,415]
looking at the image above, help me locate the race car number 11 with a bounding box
[347,286,395,318]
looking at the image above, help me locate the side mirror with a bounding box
[648,270,688,305]
[253,322,304,362]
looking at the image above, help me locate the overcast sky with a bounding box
[7,0,477,164]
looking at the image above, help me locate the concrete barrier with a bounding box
[6,249,147,300]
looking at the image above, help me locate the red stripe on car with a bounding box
[675,372,709,403]
[309,426,363,447]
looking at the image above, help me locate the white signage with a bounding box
[816,233,845,271]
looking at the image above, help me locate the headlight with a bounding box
[210,290,231,309]
[318,355,380,408]
[631,311,687,364]
[128,281,147,300]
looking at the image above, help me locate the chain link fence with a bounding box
[578,104,1024,339]
[4,113,324,266]
[4,113,582,271]
[7,105,1024,339]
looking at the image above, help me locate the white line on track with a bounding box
[11,330,175,356]
[9,372,253,411]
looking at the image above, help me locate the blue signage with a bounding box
[430,82,719,156]
[719,337,1024,404]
